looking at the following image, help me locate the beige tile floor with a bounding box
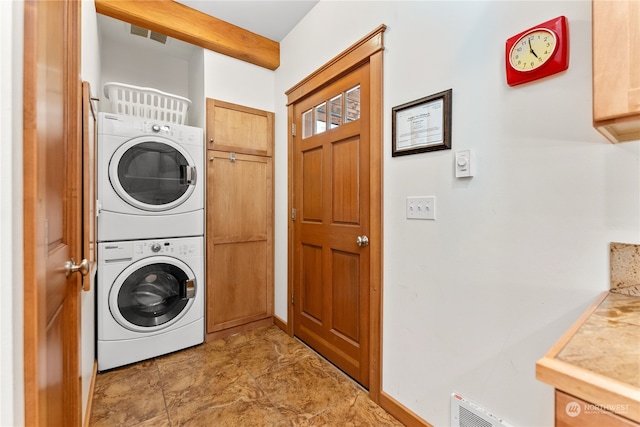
[89,326,404,426]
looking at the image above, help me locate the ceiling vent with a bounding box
[149,32,167,44]
[129,24,168,45]
[130,24,149,38]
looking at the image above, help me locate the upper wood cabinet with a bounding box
[206,98,274,156]
[592,0,640,143]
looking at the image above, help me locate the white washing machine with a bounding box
[97,112,204,242]
[97,236,204,371]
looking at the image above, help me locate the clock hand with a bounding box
[528,39,539,58]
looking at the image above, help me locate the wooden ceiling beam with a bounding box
[94,0,280,70]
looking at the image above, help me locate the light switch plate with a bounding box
[406,196,436,220]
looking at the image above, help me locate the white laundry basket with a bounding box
[103,82,191,125]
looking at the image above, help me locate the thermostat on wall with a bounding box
[455,149,474,178]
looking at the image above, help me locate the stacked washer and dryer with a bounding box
[96,83,205,371]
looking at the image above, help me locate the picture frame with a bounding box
[392,89,452,157]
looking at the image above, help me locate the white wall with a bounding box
[276,2,640,426]
[100,39,191,98]
[80,1,101,423]
[99,37,192,119]
[0,1,24,425]
[189,49,206,129]
[203,50,275,112]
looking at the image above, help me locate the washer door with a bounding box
[109,136,197,212]
[110,256,197,333]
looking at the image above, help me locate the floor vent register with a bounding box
[451,393,513,427]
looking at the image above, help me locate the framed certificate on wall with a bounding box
[392,89,452,157]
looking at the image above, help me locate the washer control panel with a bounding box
[134,240,199,256]
[99,237,202,264]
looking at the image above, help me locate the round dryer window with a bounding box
[109,138,197,212]
[110,258,196,332]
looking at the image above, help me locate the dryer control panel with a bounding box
[98,112,202,146]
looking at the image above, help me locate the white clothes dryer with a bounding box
[97,236,204,371]
[97,112,204,242]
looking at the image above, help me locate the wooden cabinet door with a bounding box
[206,98,274,157]
[206,150,273,333]
[593,0,640,142]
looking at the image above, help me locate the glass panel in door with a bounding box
[345,85,361,122]
[315,102,327,134]
[329,94,343,130]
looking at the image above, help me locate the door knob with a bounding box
[356,235,369,247]
[65,258,89,278]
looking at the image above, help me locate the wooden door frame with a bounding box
[285,25,385,403]
[22,0,83,425]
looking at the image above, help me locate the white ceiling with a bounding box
[98,1,318,60]
[175,1,319,42]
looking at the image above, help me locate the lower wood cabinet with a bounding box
[556,390,639,427]
[206,150,273,339]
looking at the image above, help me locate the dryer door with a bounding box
[109,256,197,332]
[109,136,197,212]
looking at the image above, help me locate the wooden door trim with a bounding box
[23,0,82,425]
[285,25,386,106]
[22,3,42,422]
[286,26,385,403]
[67,5,83,423]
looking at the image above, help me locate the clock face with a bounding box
[505,16,568,86]
[509,28,557,72]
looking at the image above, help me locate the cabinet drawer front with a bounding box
[556,391,638,427]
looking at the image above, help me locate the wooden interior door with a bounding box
[292,63,371,387]
[23,0,83,425]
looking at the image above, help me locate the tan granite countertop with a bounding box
[536,292,640,423]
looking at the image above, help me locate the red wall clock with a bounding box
[505,16,569,86]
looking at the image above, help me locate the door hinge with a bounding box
[291,292,295,305]
[291,208,296,221]
[291,123,296,136]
